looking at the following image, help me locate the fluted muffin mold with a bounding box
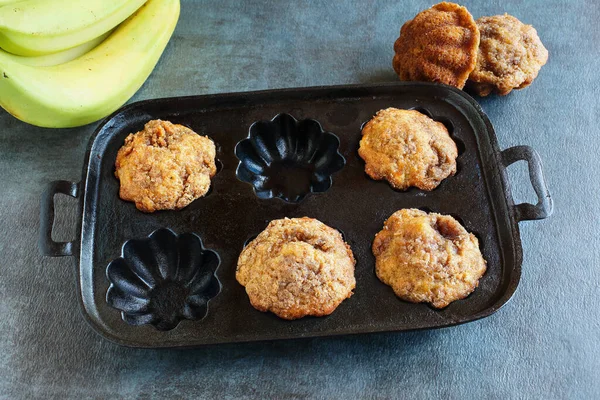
[106,229,221,331]
[235,113,346,202]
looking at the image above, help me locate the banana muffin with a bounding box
[236,217,356,320]
[392,2,480,89]
[358,108,458,191]
[115,119,217,213]
[468,14,548,96]
[373,209,487,308]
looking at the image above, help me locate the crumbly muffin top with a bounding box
[358,108,458,191]
[468,14,549,96]
[115,120,216,213]
[373,209,487,308]
[236,217,356,320]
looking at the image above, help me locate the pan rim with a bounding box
[73,82,523,348]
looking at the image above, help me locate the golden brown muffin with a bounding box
[468,14,548,96]
[358,108,458,191]
[373,209,486,308]
[392,2,480,89]
[236,217,356,320]
[115,120,217,213]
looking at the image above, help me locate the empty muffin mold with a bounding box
[106,229,221,331]
[235,113,345,202]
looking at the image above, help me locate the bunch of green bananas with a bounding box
[0,0,180,128]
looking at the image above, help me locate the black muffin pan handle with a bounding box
[501,146,553,222]
[39,180,80,257]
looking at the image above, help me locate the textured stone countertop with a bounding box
[1,1,598,398]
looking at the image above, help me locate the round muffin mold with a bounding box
[106,228,221,331]
[235,113,346,202]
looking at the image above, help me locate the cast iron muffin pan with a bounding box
[40,82,552,348]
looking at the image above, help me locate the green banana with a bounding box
[6,30,112,67]
[0,0,147,56]
[0,0,180,128]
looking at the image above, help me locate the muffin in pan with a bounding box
[115,119,217,213]
[236,217,356,320]
[373,209,487,309]
[392,2,480,89]
[468,14,548,96]
[358,108,458,191]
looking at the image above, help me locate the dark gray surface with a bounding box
[0,0,598,398]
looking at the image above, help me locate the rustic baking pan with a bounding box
[40,82,552,348]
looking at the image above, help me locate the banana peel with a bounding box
[0,0,180,128]
[0,0,148,56]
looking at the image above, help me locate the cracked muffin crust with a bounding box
[236,217,356,320]
[373,209,487,308]
[358,108,458,191]
[115,120,217,213]
[392,2,480,89]
[468,14,548,96]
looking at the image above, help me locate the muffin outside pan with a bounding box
[39,82,552,348]
[235,113,345,202]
